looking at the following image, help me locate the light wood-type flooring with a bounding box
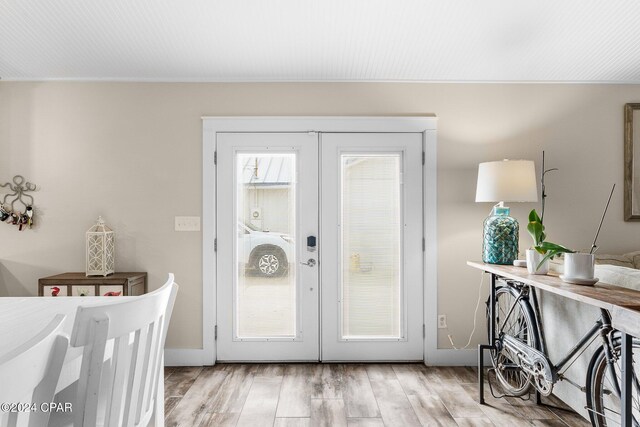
[164,364,589,427]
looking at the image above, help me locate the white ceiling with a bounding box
[1,0,640,82]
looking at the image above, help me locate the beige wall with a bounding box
[1,82,640,350]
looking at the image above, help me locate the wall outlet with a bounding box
[175,216,201,231]
[437,314,447,329]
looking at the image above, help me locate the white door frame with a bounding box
[191,116,437,366]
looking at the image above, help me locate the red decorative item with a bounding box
[103,291,121,296]
[51,286,60,297]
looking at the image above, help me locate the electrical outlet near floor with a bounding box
[437,314,447,329]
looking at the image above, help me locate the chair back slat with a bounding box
[67,274,178,427]
[143,314,163,416]
[77,315,110,427]
[0,314,68,427]
[125,325,148,426]
[104,335,125,427]
[135,320,158,424]
[147,286,177,415]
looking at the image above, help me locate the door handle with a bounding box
[300,259,317,267]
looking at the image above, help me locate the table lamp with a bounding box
[476,160,538,264]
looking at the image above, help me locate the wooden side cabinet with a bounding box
[38,272,147,297]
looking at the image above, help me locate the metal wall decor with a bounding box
[624,103,640,221]
[0,175,37,231]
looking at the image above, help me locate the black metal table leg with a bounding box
[478,273,497,404]
[478,343,484,403]
[479,344,493,404]
[621,332,633,427]
[489,273,496,344]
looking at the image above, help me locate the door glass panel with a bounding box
[236,153,297,338]
[341,154,402,339]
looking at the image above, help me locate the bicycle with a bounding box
[483,278,640,426]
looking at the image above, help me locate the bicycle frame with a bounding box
[480,281,613,403]
[497,280,613,384]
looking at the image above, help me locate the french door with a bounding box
[320,133,424,360]
[216,132,423,361]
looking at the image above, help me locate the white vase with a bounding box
[564,253,595,280]
[526,249,549,275]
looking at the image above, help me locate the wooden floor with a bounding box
[164,364,589,427]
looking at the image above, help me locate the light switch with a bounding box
[175,216,201,231]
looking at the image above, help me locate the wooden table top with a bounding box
[39,272,146,281]
[467,261,640,337]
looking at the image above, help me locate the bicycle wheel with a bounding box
[586,336,640,426]
[487,285,538,396]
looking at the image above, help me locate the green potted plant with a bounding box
[526,209,574,274]
[525,152,574,274]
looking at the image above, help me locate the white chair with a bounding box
[0,314,69,427]
[50,274,178,427]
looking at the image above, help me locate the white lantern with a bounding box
[86,216,115,276]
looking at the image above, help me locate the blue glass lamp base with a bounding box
[482,207,519,265]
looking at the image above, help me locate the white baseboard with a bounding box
[425,348,491,366]
[164,348,211,366]
[164,347,490,367]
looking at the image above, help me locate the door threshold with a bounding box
[215,360,424,364]
[216,360,320,364]
[320,360,424,363]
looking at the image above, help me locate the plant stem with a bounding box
[541,151,546,223]
[540,150,558,225]
[590,184,616,254]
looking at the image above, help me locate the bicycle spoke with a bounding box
[488,287,536,397]
[513,323,528,339]
[588,339,640,426]
[612,364,640,414]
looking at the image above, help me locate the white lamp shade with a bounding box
[475,160,538,203]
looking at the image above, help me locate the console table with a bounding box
[38,272,147,297]
[468,261,640,427]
